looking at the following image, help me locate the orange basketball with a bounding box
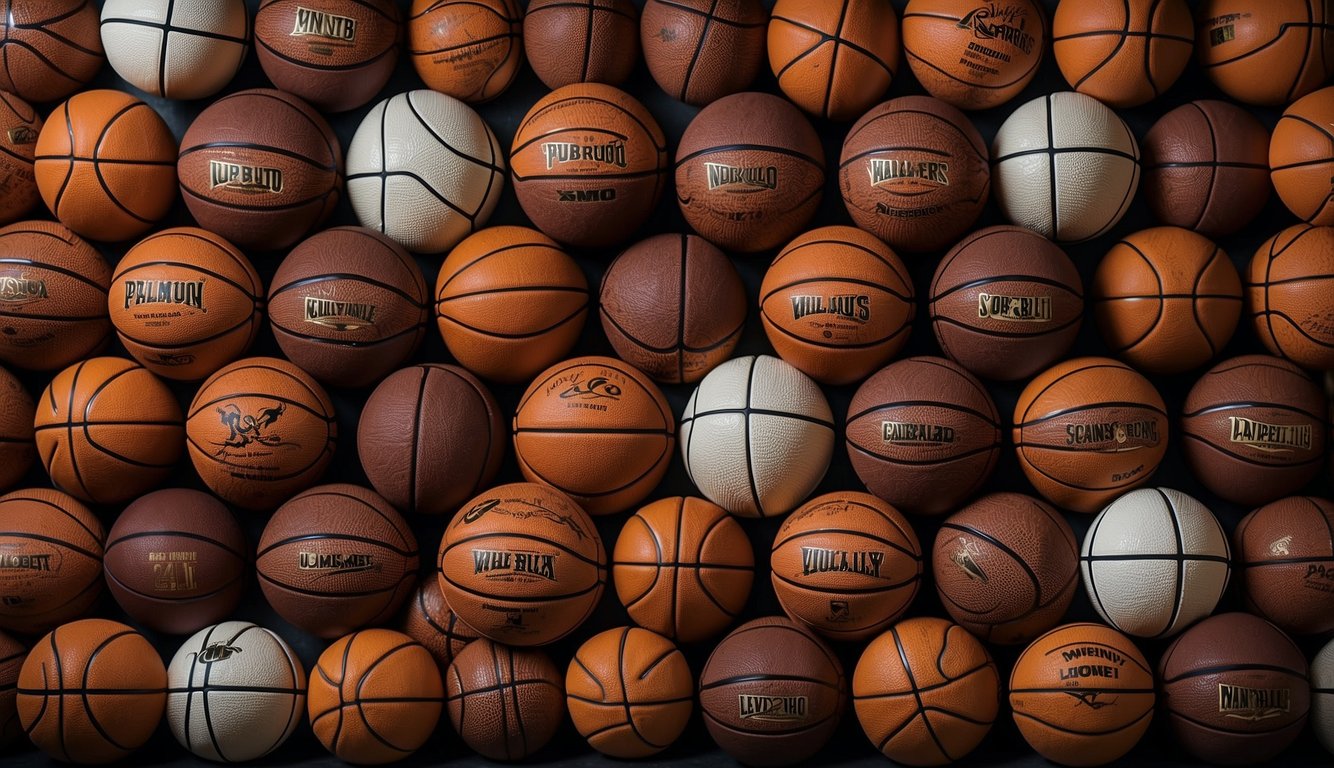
[0,366,33,492]
[110,227,263,381]
[1196,0,1334,106]
[0,488,103,635]
[1271,86,1334,224]
[901,0,1046,110]
[767,0,900,121]
[1052,0,1194,108]
[35,357,184,505]
[33,90,176,242]
[0,0,104,103]
[399,578,479,670]
[0,92,42,225]
[1247,223,1334,370]
[409,0,523,103]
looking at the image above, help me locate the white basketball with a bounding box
[100,0,249,100]
[347,90,505,254]
[167,621,306,762]
[992,91,1140,243]
[680,355,834,518]
[1080,487,1231,639]
[1314,637,1334,754]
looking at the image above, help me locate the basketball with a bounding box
[846,356,1001,515]
[1052,0,1194,108]
[110,227,263,381]
[772,492,923,641]
[901,0,1045,111]
[1196,0,1334,106]
[179,89,342,252]
[601,233,746,385]
[308,629,442,764]
[256,0,401,112]
[399,579,478,670]
[681,355,834,518]
[1235,496,1334,635]
[1081,487,1231,638]
[0,0,103,103]
[0,221,110,371]
[992,92,1140,243]
[524,0,639,89]
[839,95,989,253]
[853,617,999,765]
[641,0,767,106]
[0,367,32,492]
[166,621,306,762]
[447,639,565,760]
[438,483,605,645]
[1159,612,1309,764]
[760,226,914,385]
[1010,623,1154,766]
[257,483,418,639]
[612,496,754,643]
[409,0,521,103]
[359,364,505,516]
[1183,355,1327,506]
[435,226,588,384]
[0,92,41,225]
[511,83,667,248]
[1013,357,1169,513]
[34,90,176,242]
[1314,638,1334,753]
[699,616,845,767]
[933,492,1079,645]
[767,0,899,120]
[35,356,184,505]
[1142,100,1271,237]
[514,356,675,516]
[567,626,693,758]
[0,488,103,635]
[1272,86,1334,224]
[186,357,337,510]
[104,488,247,635]
[100,0,249,99]
[1247,223,1334,370]
[0,631,20,748]
[349,90,505,254]
[675,91,824,253]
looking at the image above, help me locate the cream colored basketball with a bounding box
[100,0,250,99]
[1314,638,1334,754]
[167,621,307,762]
[680,355,834,518]
[1080,488,1230,639]
[992,92,1140,243]
[347,90,505,254]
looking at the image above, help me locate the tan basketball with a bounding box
[1247,223,1334,370]
[0,367,33,492]
[0,92,41,225]
[0,488,103,635]
[767,0,900,120]
[901,0,1046,110]
[1052,0,1194,108]
[409,0,522,103]
[100,0,250,99]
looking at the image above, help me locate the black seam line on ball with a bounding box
[1250,309,1334,347]
[117,260,260,300]
[270,274,426,306]
[1160,663,1308,685]
[512,125,629,156]
[640,645,681,681]
[104,567,240,603]
[345,171,478,221]
[445,678,557,704]
[516,96,666,152]
[1044,95,1058,236]
[675,143,825,169]
[1146,160,1268,170]
[256,533,417,558]
[407,0,509,22]
[0,258,108,291]
[441,284,585,302]
[165,685,302,695]
[566,692,694,707]
[16,3,102,54]
[1252,273,1334,287]
[775,238,912,286]
[1010,687,1155,697]
[846,399,999,428]
[894,625,953,760]
[940,522,1042,611]
[1091,293,1242,301]
[851,663,992,700]
[1273,155,1334,172]
[770,15,894,79]
[179,142,337,172]
[188,394,335,422]
[35,419,180,430]
[403,93,506,175]
[256,34,395,71]
[444,532,602,566]
[820,1,851,118]
[930,315,1081,339]
[408,31,517,57]
[1015,400,1169,427]
[1080,553,1231,563]
[846,438,999,466]
[436,240,571,291]
[773,528,920,560]
[35,154,175,166]
[17,687,165,695]
[0,532,100,561]
[1012,440,1163,454]
[0,311,104,322]
[699,673,841,691]
[528,1,636,22]
[1051,29,1194,44]
[1012,708,1152,737]
[760,315,908,351]
[678,407,834,430]
[838,144,953,170]
[651,0,765,27]
[761,275,914,304]
[509,168,662,182]
[256,570,413,599]
[98,17,249,46]
[1241,556,1334,567]
[771,571,918,594]
[437,305,586,340]
[612,560,753,571]
[272,322,425,347]
[1182,401,1324,420]
[179,184,333,214]
[931,274,1083,302]
[992,145,1139,165]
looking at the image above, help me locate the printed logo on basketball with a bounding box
[6,126,36,145]
[1300,309,1334,341]
[542,140,627,170]
[462,498,500,524]
[557,188,617,202]
[298,552,377,575]
[1064,420,1160,452]
[1204,13,1247,46]
[209,160,284,195]
[790,295,870,323]
[559,376,622,401]
[0,275,48,305]
[867,158,951,192]
[148,352,197,367]
[1058,645,1126,681]
[211,401,292,456]
[1228,417,1313,454]
[955,4,1037,54]
[199,641,243,663]
[1067,691,1116,709]
[951,538,987,582]
[1305,563,1334,588]
[704,162,778,193]
[977,293,1051,322]
[470,499,591,541]
[1217,684,1290,721]
[123,280,205,311]
[826,600,853,623]
[149,551,198,592]
[882,421,956,446]
[800,546,886,579]
[1269,535,1293,557]
[0,552,54,571]
[472,548,557,582]
[290,6,357,41]
[303,296,378,332]
[737,695,808,723]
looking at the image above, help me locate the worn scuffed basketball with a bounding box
[524,0,639,89]
[1246,223,1334,370]
[0,488,103,635]
[0,0,104,103]
[1195,0,1334,106]
[767,0,900,120]
[1052,0,1194,108]
[1235,496,1334,636]
[641,0,767,106]
[447,639,565,760]
[408,0,522,103]
[0,92,42,225]
[901,0,1045,111]
[100,0,249,99]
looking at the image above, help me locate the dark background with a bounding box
[6,0,1334,765]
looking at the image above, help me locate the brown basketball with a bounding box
[257,484,417,639]
[110,227,263,381]
[1182,355,1327,506]
[767,0,899,120]
[447,639,565,760]
[0,367,32,492]
[399,578,478,670]
[1196,0,1334,106]
[525,0,639,89]
[1159,612,1309,764]
[409,0,521,103]
[255,0,401,113]
[1235,497,1334,635]
[0,0,103,103]
[699,616,846,767]
[359,364,504,515]
[846,357,1001,516]
[1272,86,1334,224]
[514,356,675,516]
[1010,623,1155,766]
[0,488,102,635]
[901,0,1046,111]
[853,617,999,765]
[0,630,20,748]
[186,357,337,510]
[760,225,914,385]
[839,95,989,253]
[675,91,823,253]
[641,0,767,106]
[104,488,246,636]
[435,226,589,384]
[1142,100,1271,237]
[601,233,746,384]
[438,483,605,645]
[1246,223,1334,370]
[510,84,668,247]
[178,89,342,252]
[566,626,693,758]
[1052,0,1193,108]
[35,357,183,505]
[34,90,176,242]
[308,629,443,764]
[0,92,41,225]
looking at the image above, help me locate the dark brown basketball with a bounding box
[525,0,639,89]
[0,488,103,635]
[1235,496,1334,636]
[447,639,565,760]
[0,92,41,226]
[0,0,103,103]
[641,0,767,106]
[399,578,478,670]
[0,630,20,748]
[0,366,33,492]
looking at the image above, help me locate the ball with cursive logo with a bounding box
[0,488,103,635]
[901,0,1046,111]
[641,0,767,106]
[767,0,900,121]
[1246,223,1334,370]
[447,639,565,760]
[1052,0,1193,108]
[408,0,521,103]
[524,0,639,89]
[1195,0,1334,106]
[100,0,249,100]
[1235,496,1334,636]
[0,367,32,493]
[256,0,401,113]
[0,92,42,226]
[0,0,104,103]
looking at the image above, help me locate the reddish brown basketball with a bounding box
[1235,497,1334,636]
[0,92,41,225]
[0,488,102,635]
[1196,0,1334,106]
[1052,0,1194,108]
[676,92,824,253]
[767,0,899,120]
[178,89,342,252]
[699,617,846,767]
[641,0,767,106]
[186,357,337,510]
[901,0,1045,111]
[525,0,639,89]
[399,578,479,670]
[0,367,32,492]
[0,0,103,103]
[35,357,183,505]
[1160,612,1309,764]
[601,233,746,384]
[104,488,246,636]
[0,630,20,748]
[1246,223,1334,370]
[408,0,521,103]
[447,639,565,760]
[1271,86,1334,225]
[257,484,417,639]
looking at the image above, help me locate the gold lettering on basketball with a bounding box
[209,160,284,194]
[790,294,870,322]
[298,553,377,574]
[882,422,956,445]
[0,275,47,304]
[1064,420,1160,452]
[977,293,1052,322]
[472,549,557,581]
[868,158,950,187]
[302,296,378,331]
[1228,417,1313,454]
[0,554,52,571]
[800,547,885,578]
[737,695,807,722]
[151,558,198,592]
[704,162,778,192]
[291,6,357,41]
[123,280,205,311]
[542,140,626,170]
[6,126,36,145]
[1218,684,1290,721]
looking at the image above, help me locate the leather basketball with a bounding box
[0,92,42,225]
[1195,0,1334,106]
[768,0,899,121]
[408,0,522,103]
[901,0,1045,110]
[256,0,401,113]
[641,0,766,106]
[524,0,639,89]
[1235,496,1334,636]
[1052,0,1193,108]
[447,639,565,760]
[0,367,33,492]
[0,0,104,103]
[0,488,103,635]
[1246,223,1334,370]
